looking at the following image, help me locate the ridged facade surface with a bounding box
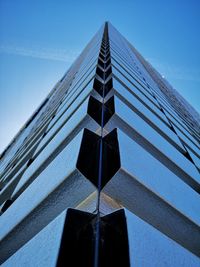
[0,22,200,267]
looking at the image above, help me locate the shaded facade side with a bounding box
[0,22,200,267]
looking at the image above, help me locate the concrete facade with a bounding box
[0,22,200,266]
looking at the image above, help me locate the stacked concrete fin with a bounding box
[0,22,200,267]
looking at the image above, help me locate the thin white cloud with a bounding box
[0,44,79,63]
[147,58,200,82]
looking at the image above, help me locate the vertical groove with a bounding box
[94,21,109,267]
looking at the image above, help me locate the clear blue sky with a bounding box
[0,0,200,153]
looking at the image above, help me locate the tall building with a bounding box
[0,22,200,266]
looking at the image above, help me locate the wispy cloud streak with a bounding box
[0,44,79,63]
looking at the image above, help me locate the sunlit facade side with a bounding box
[0,22,200,267]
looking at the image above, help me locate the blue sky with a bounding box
[0,0,200,153]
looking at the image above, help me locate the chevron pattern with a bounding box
[0,22,200,266]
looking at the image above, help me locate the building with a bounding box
[0,22,200,266]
